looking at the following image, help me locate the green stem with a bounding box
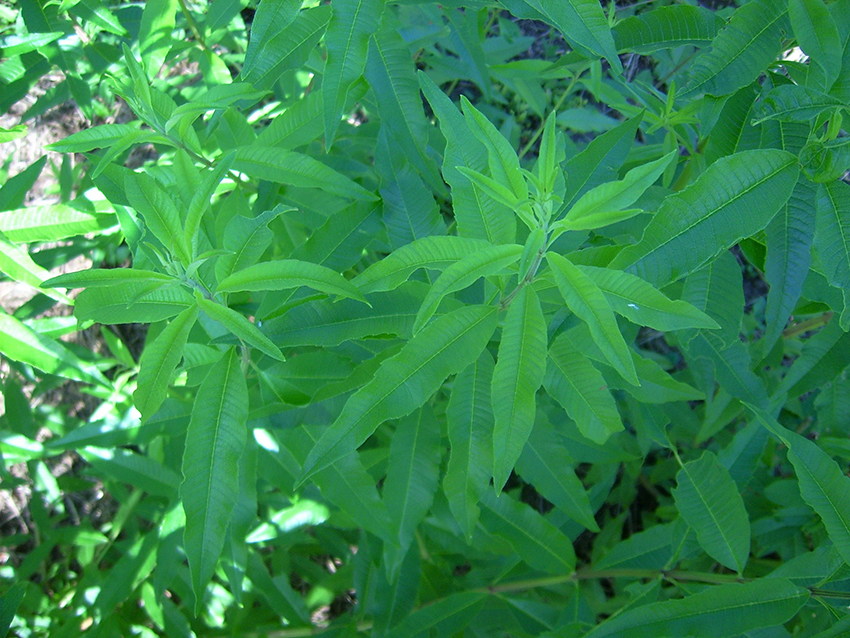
[177,0,208,51]
[518,84,573,160]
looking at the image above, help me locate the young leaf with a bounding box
[184,152,235,252]
[216,259,369,304]
[134,305,199,423]
[673,451,751,573]
[492,286,547,492]
[138,0,177,76]
[197,297,285,361]
[547,252,639,386]
[445,350,495,540]
[610,150,799,288]
[43,268,174,290]
[544,331,624,444]
[584,578,808,638]
[299,305,497,483]
[414,244,523,333]
[125,171,191,264]
[181,348,248,613]
[751,85,844,125]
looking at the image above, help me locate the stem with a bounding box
[177,0,208,51]
[499,239,546,312]
[518,83,574,160]
[782,311,833,338]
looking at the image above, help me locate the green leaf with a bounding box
[544,330,623,444]
[559,151,676,231]
[217,259,368,304]
[479,489,576,574]
[83,447,181,498]
[181,348,248,613]
[0,582,26,637]
[0,232,70,303]
[789,0,842,90]
[184,152,235,252]
[814,181,850,291]
[197,297,285,361]
[43,268,174,290]
[215,205,292,282]
[749,405,850,566]
[751,84,844,124]
[384,593,486,638]
[0,308,107,386]
[492,286,547,492]
[445,350,495,541]
[75,283,194,324]
[232,146,376,201]
[299,305,497,483]
[414,244,522,333]
[673,451,750,572]
[681,251,744,347]
[0,156,46,212]
[595,523,675,570]
[322,0,384,147]
[610,150,799,288]
[547,252,639,386]
[584,578,808,638]
[801,136,850,184]
[134,305,199,423]
[516,420,599,531]
[139,0,177,76]
[44,123,143,152]
[578,265,719,331]
[291,201,381,272]
[355,235,491,294]
[382,406,441,555]
[613,5,723,54]
[241,0,300,77]
[125,171,191,264]
[683,0,789,97]
[0,203,114,242]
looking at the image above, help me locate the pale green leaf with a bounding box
[610,150,799,288]
[0,203,115,243]
[43,268,173,290]
[299,305,497,483]
[241,0,300,75]
[181,348,248,613]
[492,286,547,492]
[139,0,177,76]
[84,447,181,498]
[125,171,191,264]
[0,232,70,302]
[547,252,639,385]
[134,305,199,423]
[673,451,750,572]
[75,283,194,324]
[45,124,141,152]
[197,298,284,361]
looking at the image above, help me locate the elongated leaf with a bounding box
[814,181,850,291]
[83,447,181,498]
[548,253,639,385]
[414,244,522,333]
[673,451,750,572]
[419,72,515,244]
[233,146,376,201]
[762,177,816,353]
[184,153,235,251]
[135,305,199,423]
[445,350,495,540]
[544,331,623,444]
[0,582,25,638]
[516,420,599,531]
[384,593,486,638]
[604,351,704,404]
[749,405,850,566]
[613,5,723,53]
[610,150,799,288]
[215,205,291,282]
[479,490,576,574]
[291,201,381,272]
[492,287,547,492]
[383,406,441,554]
[595,523,675,570]
[125,171,191,263]
[299,305,497,482]
[217,259,368,304]
[579,265,719,332]
[0,309,107,386]
[181,348,248,613]
[75,284,193,324]
[0,232,69,302]
[686,333,769,409]
[0,156,46,211]
[681,251,743,347]
[752,84,844,124]
[44,123,142,152]
[43,268,173,290]
[789,0,842,90]
[683,0,789,97]
[584,578,808,638]
[0,203,114,242]
[197,298,284,361]
[139,0,176,75]
[241,0,300,75]
[323,0,384,147]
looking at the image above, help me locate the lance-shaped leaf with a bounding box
[197,298,285,361]
[181,348,248,613]
[75,284,193,325]
[184,152,235,250]
[139,0,176,76]
[45,123,142,153]
[384,593,486,638]
[382,406,441,555]
[134,305,198,423]
[751,85,844,125]
[479,490,576,574]
[789,0,842,90]
[217,259,368,304]
[544,331,623,444]
[673,451,750,573]
[814,181,850,291]
[559,151,676,231]
[584,578,808,638]
[445,350,495,540]
[613,5,723,54]
[216,205,292,282]
[578,265,719,332]
[749,405,850,566]
[299,305,497,483]
[492,286,547,492]
[355,236,491,294]
[323,0,384,147]
[125,171,191,264]
[414,244,522,333]
[610,150,799,288]
[291,201,380,272]
[0,309,107,387]
[0,203,115,243]
[516,421,599,531]
[683,0,789,97]
[1,233,69,303]
[686,333,769,409]
[548,253,639,386]
[241,0,301,77]
[232,146,376,201]
[43,268,174,290]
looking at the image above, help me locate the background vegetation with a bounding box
[1,0,850,636]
